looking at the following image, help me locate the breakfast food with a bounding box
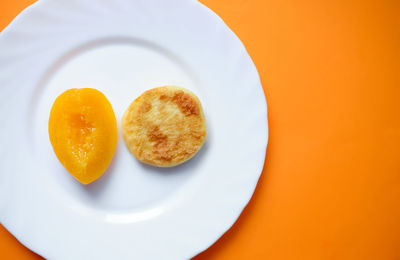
[122,86,207,167]
[48,88,117,184]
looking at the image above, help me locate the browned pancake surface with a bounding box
[122,86,207,167]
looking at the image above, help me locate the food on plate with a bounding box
[122,86,207,167]
[48,88,117,184]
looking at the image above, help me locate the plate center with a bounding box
[32,38,205,212]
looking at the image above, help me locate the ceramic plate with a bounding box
[0,0,268,259]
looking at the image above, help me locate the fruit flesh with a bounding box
[48,88,117,184]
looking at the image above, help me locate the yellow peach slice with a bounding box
[48,88,117,184]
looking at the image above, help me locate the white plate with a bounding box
[0,0,268,259]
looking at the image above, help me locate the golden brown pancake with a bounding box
[121,86,207,167]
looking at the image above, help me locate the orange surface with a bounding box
[1,0,400,259]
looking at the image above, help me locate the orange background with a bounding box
[1,0,400,259]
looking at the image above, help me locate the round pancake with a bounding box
[122,86,207,167]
